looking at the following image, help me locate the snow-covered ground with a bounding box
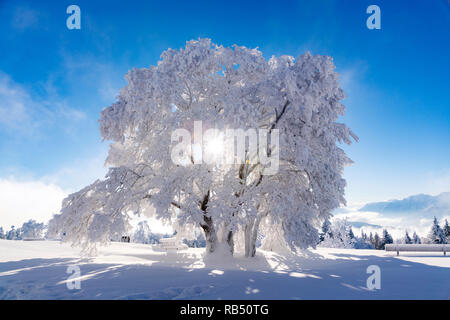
[0,239,448,299]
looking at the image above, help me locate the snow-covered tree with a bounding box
[403,231,412,244]
[443,219,450,241]
[132,221,153,244]
[131,221,169,244]
[319,219,332,242]
[354,230,374,249]
[348,227,355,240]
[360,231,367,241]
[319,220,373,249]
[373,232,381,249]
[427,217,447,244]
[48,39,356,257]
[0,227,4,239]
[379,229,393,249]
[319,218,356,248]
[412,231,421,244]
[19,220,45,239]
[6,226,17,240]
[183,232,207,248]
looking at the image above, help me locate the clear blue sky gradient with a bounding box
[0,0,449,203]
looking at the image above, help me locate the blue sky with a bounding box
[0,0,449,227]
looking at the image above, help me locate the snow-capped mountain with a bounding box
[359,192,450,218]
[334,192,450,239]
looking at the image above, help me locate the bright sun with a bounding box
[205,136,224,161]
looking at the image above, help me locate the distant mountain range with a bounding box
[348,221,382,229]
[359,192,450,218]
[334,192,450,238]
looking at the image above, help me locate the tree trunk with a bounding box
[225,230,234,255]
[244,219,254,257]
[220,220,235,255]
[199,191,218,254]
[249,217,261,257]
[201,215,218,254]
[245,213,264,257]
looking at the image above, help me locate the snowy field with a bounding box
[0,239,448,300]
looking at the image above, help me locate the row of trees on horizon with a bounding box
[0,220,46,241]
[1,217,449,251]
[318,217,450,250]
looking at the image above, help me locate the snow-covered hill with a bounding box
[360,192,450,217]
[0,240,448,299]
[334,192,450,239]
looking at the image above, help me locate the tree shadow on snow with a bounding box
[0,250,448,300]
